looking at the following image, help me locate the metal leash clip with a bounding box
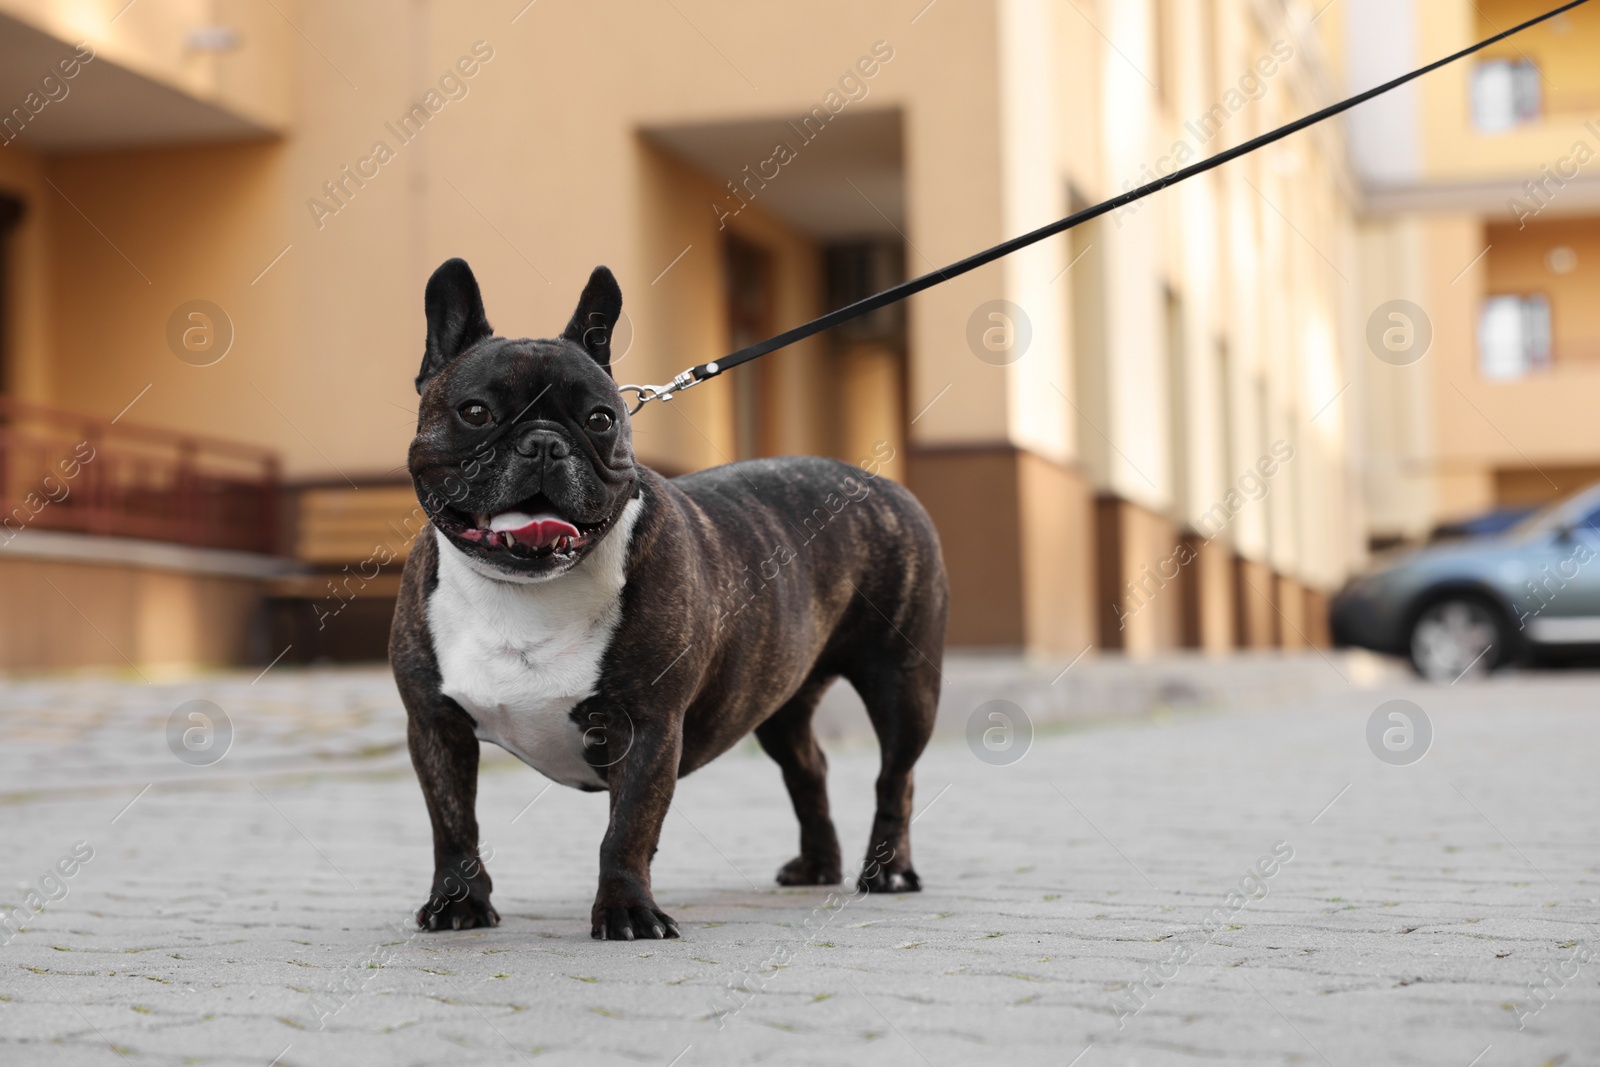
[618,362,720,415]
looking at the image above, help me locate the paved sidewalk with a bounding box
[1,657,1597,1066]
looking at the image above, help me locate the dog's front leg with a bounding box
[406,694,498,931]
[591,710,682,940]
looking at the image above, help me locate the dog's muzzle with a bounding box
[513,426,570,462]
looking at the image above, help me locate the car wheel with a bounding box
[1408,596,1508,682]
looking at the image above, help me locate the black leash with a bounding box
[620,0,1590,414]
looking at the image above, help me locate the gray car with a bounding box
[1330,483,1600,680]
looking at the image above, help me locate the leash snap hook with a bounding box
[619,366,714,415]
[618,383,661,415]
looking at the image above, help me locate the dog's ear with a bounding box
[418,258,492,394]
[561,266,623,376]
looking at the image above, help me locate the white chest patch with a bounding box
[427,498,642,789]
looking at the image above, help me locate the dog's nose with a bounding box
[513,426,571,461]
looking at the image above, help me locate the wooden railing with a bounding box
[0,397,280,555]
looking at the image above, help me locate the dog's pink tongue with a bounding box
[488,511,580,548]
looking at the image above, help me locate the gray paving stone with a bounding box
[1,657,1597,1065]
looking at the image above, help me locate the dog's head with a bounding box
[409,257,636,581]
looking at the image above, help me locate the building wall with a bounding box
[0,555,261,674]
[6,2,1001,481]
[1192,534,1238,653]
[0,143,50,402]
[1017,448,1095,656]
[1349,0,1600,539]
[1096,496,1183,655]
[1236,555,1279,649]
[1356,217,1437,542]
[907,446,1026,649]
[1065,0,1364,651]
[0,0,293,135]
[0,0,1370,666]
[631,142,835,472]
[1418,0,1600,180]
[1485,216,1600,364]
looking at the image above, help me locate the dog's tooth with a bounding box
[503,532,517,547]
[474,513,489,527]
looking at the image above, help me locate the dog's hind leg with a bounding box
[755,674,843,886]
[847,651,939,893]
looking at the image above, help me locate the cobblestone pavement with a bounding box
[2,657,1597,1066]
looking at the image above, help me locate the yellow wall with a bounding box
[0,0,1377,663]
[1354,1,1600,536]
[0,556,260,674]
[0,0,292,132]
[1420,0,1600,180]
[19,1,1015,482]
[1473,0,1600,117]
[1042,0,1366,608]
[1421,213,1600,519]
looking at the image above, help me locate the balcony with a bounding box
[0,1,289,153]
[1351,0,1600,208]
[0,397,279,555]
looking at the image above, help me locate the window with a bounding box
[1479,294,1551,379]
[1471,59,1541,131]
[0,195,22,394]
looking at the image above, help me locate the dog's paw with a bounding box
[776,854,843,886]
[591,900,680,941]
[416,893,499,932]
[857,866,921,894]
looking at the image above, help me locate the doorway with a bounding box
[724,234,776,461]
[0,194,24,395]
[825,240,905,477]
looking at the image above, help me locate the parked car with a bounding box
[1428,504,1537,542]
[1331,483,1600,680]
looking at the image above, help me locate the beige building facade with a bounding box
[1351,0,1600,542]
[0,0,1388,672]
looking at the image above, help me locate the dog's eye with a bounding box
[586,410,615,433]
[458,401,493,427]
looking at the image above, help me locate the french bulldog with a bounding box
[389,258,949,940]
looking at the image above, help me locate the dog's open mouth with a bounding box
[436,496,619,560]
